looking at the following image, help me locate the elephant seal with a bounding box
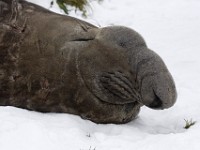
[0,0,177,123]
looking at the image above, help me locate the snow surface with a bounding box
[1,0,200,149]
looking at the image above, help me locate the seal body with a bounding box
[0,0,142,123]
[0,0,176,124]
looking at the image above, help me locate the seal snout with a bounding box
[136,50,177,110]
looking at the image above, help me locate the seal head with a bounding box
[78,26,177,110]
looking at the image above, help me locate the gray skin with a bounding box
[0,0,177,123]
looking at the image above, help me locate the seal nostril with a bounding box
[149,92,163,109]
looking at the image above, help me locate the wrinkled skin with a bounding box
[0,0,177,123]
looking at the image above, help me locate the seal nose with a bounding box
[148,93,163,109]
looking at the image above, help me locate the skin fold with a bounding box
[0,0,177,123]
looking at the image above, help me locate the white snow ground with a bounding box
[1,0,200,149]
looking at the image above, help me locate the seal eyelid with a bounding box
[71,38,94,42]
[119,42,126,48]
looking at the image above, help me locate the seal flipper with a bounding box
[96,71,140,104]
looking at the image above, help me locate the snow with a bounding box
[1,0,200,149]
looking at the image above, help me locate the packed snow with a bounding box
[1,0,200,149]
